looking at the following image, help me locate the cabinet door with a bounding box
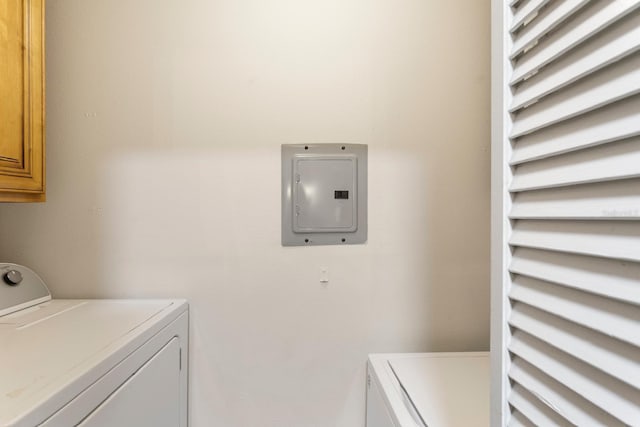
[0,0,45,202]
[78,338,181,427]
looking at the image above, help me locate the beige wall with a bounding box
[0,0,490,425]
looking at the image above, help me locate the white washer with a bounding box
[0,263,189,427]
[366,352,489,427]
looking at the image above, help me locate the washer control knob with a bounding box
[4,270,23,286]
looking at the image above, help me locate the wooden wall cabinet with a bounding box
[0,0,45,202]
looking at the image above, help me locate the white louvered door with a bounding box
[491,1,640,426]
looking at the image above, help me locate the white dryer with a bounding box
[0,263,189,427]
[366,352,489,427]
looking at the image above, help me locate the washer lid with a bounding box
[0,299,178,427]
[388,353,490,427]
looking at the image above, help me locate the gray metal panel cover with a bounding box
[282,144,367,246]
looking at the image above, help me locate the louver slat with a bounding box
[510,220,640,262]
[510,95,640,165]
[510,410,537,427]
[510,0,588,60]
[509,356,624,426]
[510,53,640,138]
[511,11,640,112]
[510,136,640,191]
[510,1,640,85]
[509,331,640,424]
[508,383,573,426]
[510,0,550,34]
[510,179,640,221]
[509,247,640,304]
[509,276,640,346]
[510,303,640,386]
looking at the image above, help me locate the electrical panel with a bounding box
[282,144,367,246]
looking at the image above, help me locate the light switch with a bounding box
[320,268,329,283]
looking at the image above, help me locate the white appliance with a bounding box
[366,352,489,427]
[0,263,189,427]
